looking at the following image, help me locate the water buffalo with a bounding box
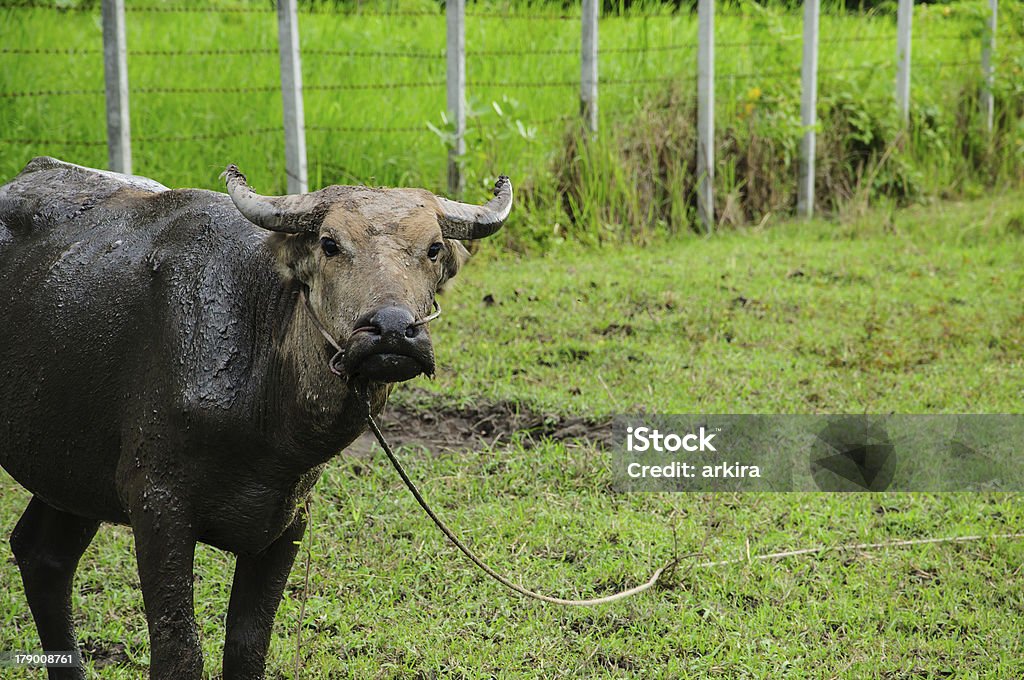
[0,156,512,679]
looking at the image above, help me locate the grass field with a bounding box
[1,191,1022,678]
[1,0,1022,243]
[2,0,1023,676]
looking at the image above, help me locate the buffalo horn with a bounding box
[435,175,513,240]
[222,164,325,234]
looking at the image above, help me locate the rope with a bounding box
[366,413,676,607]
[693,533,1024,568]
[367,413,1024,608]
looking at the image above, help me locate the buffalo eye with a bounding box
[320,237,341,257]
[427,242,444,261]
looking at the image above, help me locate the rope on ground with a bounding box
[692,533,1024,569]
[367,412,1024,607]
[367,413,676,607]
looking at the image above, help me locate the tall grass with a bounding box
[0,0,1021,249]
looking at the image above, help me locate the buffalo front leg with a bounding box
[128,487,203,680]
[223,511,307,680]
[10,496,100,680]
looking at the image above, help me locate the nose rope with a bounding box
[366,410,678,606]
[298,290,347,376]
[410,303,442,327]
[297,290,441,377]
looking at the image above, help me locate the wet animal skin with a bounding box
[0,157,511,679]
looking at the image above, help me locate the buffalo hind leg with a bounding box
[129,487,203,680]
[223,511,307,680]
[10,496,101,680]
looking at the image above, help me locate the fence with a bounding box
[0,0,1011,232]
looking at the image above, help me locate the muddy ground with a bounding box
[345,389,613,457]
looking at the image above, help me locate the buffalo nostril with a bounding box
[362,305,419,342]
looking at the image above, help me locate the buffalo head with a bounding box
[222,165,512,384]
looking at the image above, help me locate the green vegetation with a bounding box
[1,192,1022,678]
[1,0,1022,247]
[423,188,1024,415]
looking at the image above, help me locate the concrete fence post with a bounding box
[895,0,913,124]
[981,0,997,133]
[446,0,466,197]
[277,0,308,193]
[102,0,131,174]
[798,0,820,218]
[696,0,715,233]
[581,0,599,135]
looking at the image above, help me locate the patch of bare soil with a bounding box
[80,639,141,670]
[346,391,613,457]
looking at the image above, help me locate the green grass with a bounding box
[1,192,1023,678]
[1,0,1021,244]
[421,190,1024,415]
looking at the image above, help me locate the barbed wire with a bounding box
[0,1,267,10]
[0,1,95,10]
[602,43,697,54]
[468,47,577,57]
[0,88,103,98]
[604,12,688,21]
[0,0,1001,39]
[130,48,278,57]
[3,111,710,148]
[125,4,270,12]
[304,48,443,59]
[305,81,443,91]
[519,114,576,126]
[820,35,895,45]
[134,85,279,94]
[125,82,445,95]
[603,108,643,121]
[0,2,579,20]
[818,63,892,74]
[135,127,279,143]
[308,124,427,134]
[716,40,799,49]
[0,45,695,60]
[2,60,999,100]
[914,34,975,42]
[604,75,695,87]
[1,128,281,147]
[469,80,577,89]
[1,137,106,146]
[719,69,801,81]
[0,46,100,55]
[856,34,976,46]
[12,40,976,63]
[915,61,978,71]
[466,11,576,21]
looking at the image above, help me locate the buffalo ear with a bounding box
[437,239,470,292]
[267,232,318,282]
